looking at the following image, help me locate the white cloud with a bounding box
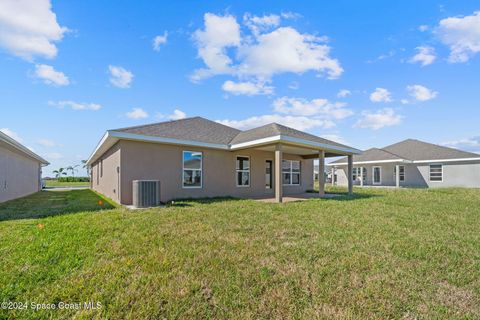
[243,13,280,35]
[46,152,63,160]
[126,108,148,119]
[0,128,23,142]
[400,99,409,104]
[443,136,480,153]
[191,13,343,87]
[191,13,241,81]
[222,80,273,96]
[355,108,402,130]
[37,138,57,147]
[370,87,392,103]
[49,100,102,111]
[407,84,438,101]
[156,109,187,121]
[436,11,480,63]
[337,89,351,98]
[34,64,69,86]
[217,115,335,131]
[273,96,353,119]
[288,81,299,90]
[0,0,68,60]
[237,27,342,79]
[409,46,436,66]
[108,65,133,88]
[169,109,186,120]
[418,25,430,32]
[153,31,168,51]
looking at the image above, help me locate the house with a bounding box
[0,131,49,203]
[86,117,360,204]
[327,139,480,188]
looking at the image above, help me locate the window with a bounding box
[282,160,301,185]
[183,151,202,188]
[393,166,405,181]
[236,156,250,187]
[265,160,272,189]
[353,167,367,182]
[100,159,103,178]
[373,166,381,184]
[429,164,443,182]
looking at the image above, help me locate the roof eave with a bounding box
[0,132,49,165]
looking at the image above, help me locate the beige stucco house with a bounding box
[328,139,480,188]
[0,131,49,203]
[87,117,360,204]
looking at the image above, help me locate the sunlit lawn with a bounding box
[0,187,479,319]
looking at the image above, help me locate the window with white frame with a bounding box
[352,167,366,181]
[393,165,405,181]
[282,160,301,185]
[429,164,442,182]
[183,151,202,188]
[236,156,250,187]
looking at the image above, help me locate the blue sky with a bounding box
[1,1,479,176]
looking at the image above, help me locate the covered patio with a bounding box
[231,138,360,203]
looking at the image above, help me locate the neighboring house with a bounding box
[0,131,49,203]
[87,117,360,204]
[328,139,480,188]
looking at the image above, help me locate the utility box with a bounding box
[132,180,161,208]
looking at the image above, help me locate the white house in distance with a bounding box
[327,139,480,188]
[0,131,49,203]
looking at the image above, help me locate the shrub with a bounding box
[57,177,90,182]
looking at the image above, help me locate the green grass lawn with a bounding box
[0,188,479,319]
[44,180,90,188]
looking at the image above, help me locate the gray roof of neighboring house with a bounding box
[229,122,353,150]
[0,131,49,165]
[330,139,480,164]
[113,117,241,145]
[112,117,354,150]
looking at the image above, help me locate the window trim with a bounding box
[182,150,203,189]
[429,163,443,182]
[394,165,405,182]
[282,159,301,186]
[372,166,382,185]
[236,155,251,187]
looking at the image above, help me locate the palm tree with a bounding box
[66,165,79,179]
[81,160,90,176]
[52,168,67,179]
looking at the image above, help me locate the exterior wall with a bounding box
[98,140,314,204]
[0,140,42,203]
[333,161,480,188]
[91,142,121,202]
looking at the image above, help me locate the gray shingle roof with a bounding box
[113,117,354,151]
[113,117,241,145]
[229,123,353,149]
[383,139,480,161]
[330,139,480,164]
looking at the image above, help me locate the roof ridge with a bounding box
[377,147,409,160]
[110,116,201,132]
[384,138,480,158]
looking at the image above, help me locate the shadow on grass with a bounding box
[0,189,116,222]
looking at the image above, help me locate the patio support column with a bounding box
[318,150,325,197]
[348,155,353,195]
[395,164,400,188]
[275,144,283,203]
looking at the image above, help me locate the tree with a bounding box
[81,160,90,176]
[66,165,79,179]
[52,168,67,179]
